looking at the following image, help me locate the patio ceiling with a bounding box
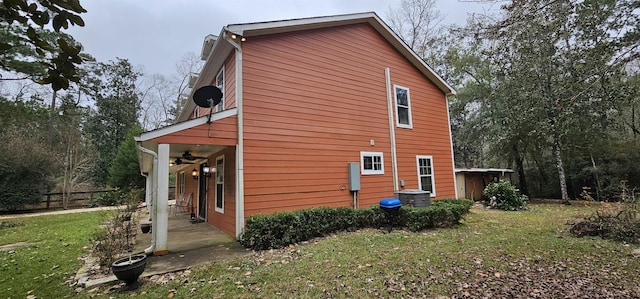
[137,142,225,174]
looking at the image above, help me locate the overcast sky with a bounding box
[66,0,499,78]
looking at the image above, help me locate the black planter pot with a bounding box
[140,223,151,234]
[111,254,147,285]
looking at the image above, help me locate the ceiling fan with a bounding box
[182,151,206,161]
[170,158,194,166]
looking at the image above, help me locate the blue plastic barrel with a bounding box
[379,198,401,209]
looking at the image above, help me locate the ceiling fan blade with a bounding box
[172,157,196,165]
[182,151,206,160]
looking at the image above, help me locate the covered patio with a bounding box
[135,108,241,255]
[132,206,248,278]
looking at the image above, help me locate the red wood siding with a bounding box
[224,53,237,109]
[240,23,455,217]
[150,115,238,146]
[392,64,456,197]
[206,147,236,236]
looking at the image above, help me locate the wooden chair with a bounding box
[174,193,192,215]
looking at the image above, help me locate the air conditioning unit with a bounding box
[395,189,431,208]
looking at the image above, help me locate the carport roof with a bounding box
[455,168,515,174]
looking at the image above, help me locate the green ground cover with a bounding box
[107,203,640,298]
[2,203,640,298]
[0,212,106,298]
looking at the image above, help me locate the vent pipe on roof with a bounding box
[201,34,217,60]
[188,72,199,88]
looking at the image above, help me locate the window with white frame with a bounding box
[360,151,384,175]
[416,155,435,196]
[215,155,224,213]
[179,172,185,196]
[215,68,224,112]
[394,85,412,128]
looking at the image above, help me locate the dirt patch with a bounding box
[0,242,30,251]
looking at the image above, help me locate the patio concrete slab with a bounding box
[82,207,250,289]
[133,208,250,277]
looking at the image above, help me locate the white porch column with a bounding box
[154,143,170,255]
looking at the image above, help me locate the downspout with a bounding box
[140,172,150,215]
[445,94,458,199]
[224,29,245,239]
[136,142,157,254]
[385,68,399,191]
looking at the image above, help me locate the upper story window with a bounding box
[361,151,384,175]
[394,85,412,128]
[215,68,224,112]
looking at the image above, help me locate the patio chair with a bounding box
[174,193,192,215]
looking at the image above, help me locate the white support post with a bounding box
[155,143,170,255]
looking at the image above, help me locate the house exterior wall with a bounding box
[206,146,236,236]
[223,53,237,109]
[240,23,456,216]
[194,53,237,118]
[176,169,199,203]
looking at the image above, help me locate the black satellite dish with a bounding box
[193,86,223,124]
[193,86,222,108]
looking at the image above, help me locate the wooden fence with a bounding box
[29,189,117,211]
[3,187,176,213]
[0,186,176,214]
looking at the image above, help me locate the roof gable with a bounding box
[178,12,454,122]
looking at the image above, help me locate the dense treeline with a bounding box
[2,0,638,210]
[390,0,640,200]
[452,0,639,201]
[0,1,195,210]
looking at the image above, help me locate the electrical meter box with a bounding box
[347,162,361,191]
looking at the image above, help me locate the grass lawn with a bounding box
[105,203,640,298]
[0,211,107,299]
[2,204,639,298]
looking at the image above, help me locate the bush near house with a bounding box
[240,199,473,250]
[484,180,528,211]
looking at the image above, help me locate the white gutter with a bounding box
[385,68,399,191]
[224,29,245,239]
[136,142,157,254]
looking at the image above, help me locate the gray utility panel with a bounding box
[347,162,360,191]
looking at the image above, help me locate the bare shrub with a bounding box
[568,181,640,244]
[91,189,140,268]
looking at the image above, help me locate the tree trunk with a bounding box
[590,154,601,201]
[632,103,638,138]
[552,133,570,204]
[47,90,57,146]
[512,144,529,196]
